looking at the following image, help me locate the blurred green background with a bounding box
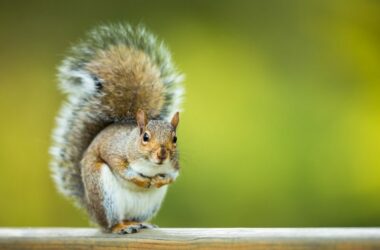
[0,0,379,228]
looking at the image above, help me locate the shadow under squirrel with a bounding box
[50,23,184,234]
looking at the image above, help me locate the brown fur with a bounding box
[81,157,108,229]
[133,119,178,164]
[80,112,179,230]
[50,24,184,233]
[171,112,179,129]
[86,45,165,118]
[151,175,174,188]
[111,222,128,233]
[111,221,147,234]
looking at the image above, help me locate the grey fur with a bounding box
[50,23,183,207]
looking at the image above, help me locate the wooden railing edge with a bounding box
[1,227,380,249]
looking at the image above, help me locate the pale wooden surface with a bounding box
[0,228,380,249]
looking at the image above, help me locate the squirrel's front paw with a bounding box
[130,174,151,188]
[151,174,174,188]
[124,169,151,188]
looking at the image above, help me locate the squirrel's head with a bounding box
[134,109,179,165]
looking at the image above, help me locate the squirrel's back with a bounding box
[50,23,184,207]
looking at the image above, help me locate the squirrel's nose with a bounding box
[157,146,167,160]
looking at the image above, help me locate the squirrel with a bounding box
[50,23,184,234]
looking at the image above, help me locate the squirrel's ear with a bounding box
[171,112,179,130]
[136,109,147,134]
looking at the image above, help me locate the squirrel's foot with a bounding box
[111,221,157,234]
[111,222,143,234]
[151,174,174,188]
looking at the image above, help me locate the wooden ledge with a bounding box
[1,228,380,249]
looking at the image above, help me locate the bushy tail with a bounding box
[50,23,184,207]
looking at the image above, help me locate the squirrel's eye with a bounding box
[173,136,177,144]
[142,132,150,143]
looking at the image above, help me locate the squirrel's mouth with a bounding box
[154,159,171,166]
[150,155,170,166]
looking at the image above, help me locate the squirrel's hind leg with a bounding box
[81,148,159,234]
[81,155,121,231]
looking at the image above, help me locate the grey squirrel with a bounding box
[50,23,184,234]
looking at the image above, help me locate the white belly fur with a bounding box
[100,164,168,227]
